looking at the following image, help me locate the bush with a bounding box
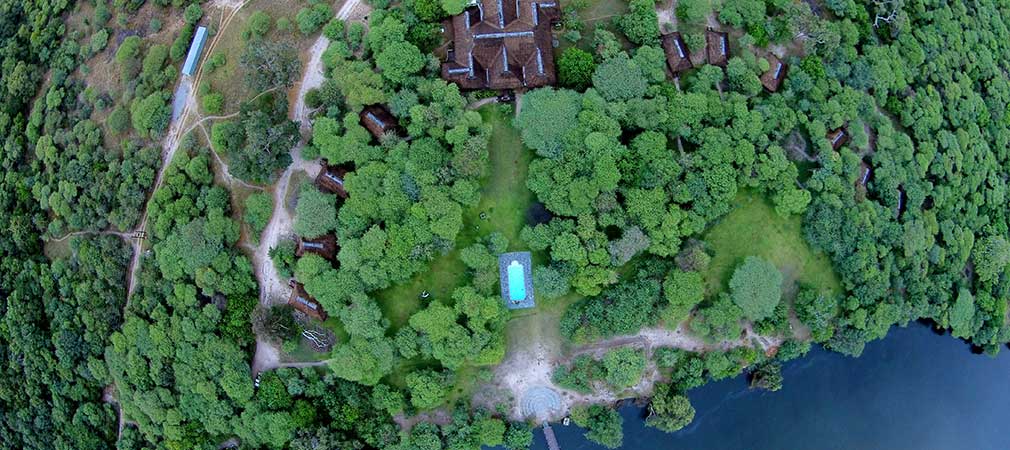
[247,11,272,39]
[602,348,646,389]
[184,4,203,25]
[107,107,130,134]
[89,29,109,55]
[296,4,333,35]
[202,92,224,114]
[129,92,170,137]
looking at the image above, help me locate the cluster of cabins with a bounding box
[286,106,399,321]
[660,28,788,92]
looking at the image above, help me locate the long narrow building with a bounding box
[441,0,561,90]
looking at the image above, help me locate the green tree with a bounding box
[246,11,272,38]
[243,193,273,241]
[515,88,582,157]
[619,0,660,45]
[406,370,450,409]
[592,53,648,101]
[557,47,596,90]
[602,348,646,389]
[950,288,977,339]
[202,92,224,114]
[729,256,782,321]
[376,41,425,84]
[571,405,623,449]
[503,422,534,450]
[661,269,705,324]
[130,92,170,137]
[646,383,695,432]
[973,236,1010,284]
[293,188,338,238]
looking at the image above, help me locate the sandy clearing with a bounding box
[486,314,784,422]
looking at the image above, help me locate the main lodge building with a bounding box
[441,0,561,90]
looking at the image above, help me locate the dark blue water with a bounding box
[532,324,1010,450]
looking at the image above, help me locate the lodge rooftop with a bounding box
[441,0,561,90]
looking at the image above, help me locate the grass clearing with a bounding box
[702,190,842,299]
[43,239,73,261]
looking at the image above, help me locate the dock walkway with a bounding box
[543,423,560,450]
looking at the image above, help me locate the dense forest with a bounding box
[2,0,1010,448]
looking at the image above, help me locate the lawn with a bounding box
[374,104,536,330]
[702,191,842,299]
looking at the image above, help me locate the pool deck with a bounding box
[499,251,535,309]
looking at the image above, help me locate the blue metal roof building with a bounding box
[182,26,208,76]
[499,252,535,309]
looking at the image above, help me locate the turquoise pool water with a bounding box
[507,261,526,301]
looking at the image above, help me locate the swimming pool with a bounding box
[507,260,526,301]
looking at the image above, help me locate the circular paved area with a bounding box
[521,386,562,420]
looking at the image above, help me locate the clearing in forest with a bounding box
[703,190,842,298]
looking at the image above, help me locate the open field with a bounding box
[703,190,842,298]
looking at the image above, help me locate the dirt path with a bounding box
[48,229,132,243]
[249,0,368,375]
[467,96,498,110]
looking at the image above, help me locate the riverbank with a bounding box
[530,323,1010,450]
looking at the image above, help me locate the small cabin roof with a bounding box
[661,32,693,74]
[760,54,787,92]
[315,164,350,199]
[182,26,208,76]
[296,234,339,260]
[705,29,729,67]
[359,105,398,140]
[828,127,849,150]
[288,282,328,321]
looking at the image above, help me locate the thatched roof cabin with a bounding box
[288,282,328,321]
[706,28,729,67]
[661,32,693,74]
[760,54,787,92]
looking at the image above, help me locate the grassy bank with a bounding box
[703,191,842,298]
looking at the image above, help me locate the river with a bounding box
[533,323,1010,450]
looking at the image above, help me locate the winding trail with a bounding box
[250,0,366,375]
